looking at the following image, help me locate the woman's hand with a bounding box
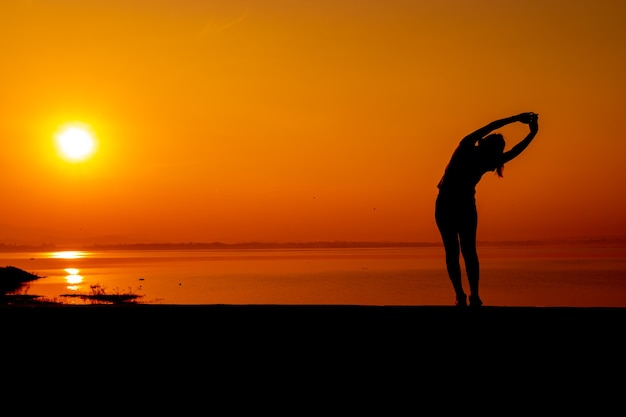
[529,113,539,132]
[517,112,537,124]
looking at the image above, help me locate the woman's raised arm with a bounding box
[501,114,539,164]
[461,112,533,145]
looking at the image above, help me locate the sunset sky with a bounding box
[2,0,625,246]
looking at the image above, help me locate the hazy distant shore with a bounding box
[2,237,626,251]
[0,240,439,252]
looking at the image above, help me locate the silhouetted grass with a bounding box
[60,284,144,305]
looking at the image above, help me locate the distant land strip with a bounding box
[1,241,438,251]
[1,237,626,251]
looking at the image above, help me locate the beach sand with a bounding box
[3,304,624,411]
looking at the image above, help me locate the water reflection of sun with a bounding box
[50,251,86,259]
[50,252,90,290]
[64,268,83,290]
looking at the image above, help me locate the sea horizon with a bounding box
[3,236,626,252]
[2,241,625,308]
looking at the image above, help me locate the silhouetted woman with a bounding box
[435,112,539,307]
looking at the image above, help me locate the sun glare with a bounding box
[54,123,97,162]
[50,251,86,259]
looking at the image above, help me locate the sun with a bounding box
[54,122,97,162]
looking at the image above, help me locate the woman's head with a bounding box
[479,133,506,176]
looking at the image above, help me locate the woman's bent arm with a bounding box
[502,117,539,163]
[461,113,528,145]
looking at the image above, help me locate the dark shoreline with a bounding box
[6,304,624,373]
[4,304,624,407]
[4,304,625,345]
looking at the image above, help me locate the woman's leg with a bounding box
[441,231,467,305]
[435,198,466,305]
[459,203,481,306]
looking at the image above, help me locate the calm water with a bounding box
[2,245,626,307]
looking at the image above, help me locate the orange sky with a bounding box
[2,0,626,246]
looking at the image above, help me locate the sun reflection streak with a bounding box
[50,251,86,259]
[64,267,83,288]
[65,274,83,285]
